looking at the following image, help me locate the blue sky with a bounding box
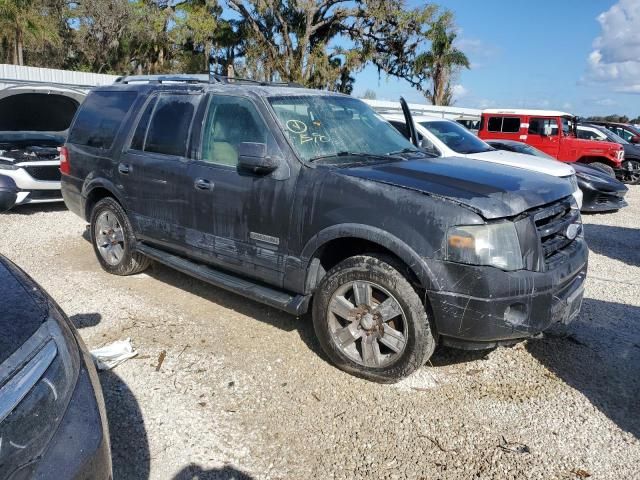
[352,0,640,117]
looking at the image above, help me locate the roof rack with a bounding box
[114,73,303,88]
[114,74,210,84]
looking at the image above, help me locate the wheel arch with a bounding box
[300,224,440,294]
[577,156,618,168]
[82,178,127,221]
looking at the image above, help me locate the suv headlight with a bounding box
[445,222,523,271]
[0,304,80,476]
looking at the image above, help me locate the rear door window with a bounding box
[130,97,158,151]
[144,94,200,157]
[487,116,521,133]
[69,91,137,149]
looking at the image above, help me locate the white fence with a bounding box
[0,64,117,91]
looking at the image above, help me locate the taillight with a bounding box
[59,146,70,175]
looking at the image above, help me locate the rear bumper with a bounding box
[426,238,588,349]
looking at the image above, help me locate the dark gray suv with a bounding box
[61,75,588,382]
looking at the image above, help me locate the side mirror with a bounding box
[631,135,640,144]
[237,142,279,174]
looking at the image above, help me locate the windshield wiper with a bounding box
[309,151,404,163]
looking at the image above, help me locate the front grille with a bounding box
[533,198,581,270]
[23,165,61,181]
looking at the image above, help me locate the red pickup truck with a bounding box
[478,109,624,177]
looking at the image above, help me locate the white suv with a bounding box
[383,113,582,208]
[0,85,86,210]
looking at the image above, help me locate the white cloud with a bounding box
[451,84,468,99]
[585,0,640,92]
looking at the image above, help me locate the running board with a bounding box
[136,244,310,316]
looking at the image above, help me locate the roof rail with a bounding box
[114,74,211,85]
[209,73,303,88]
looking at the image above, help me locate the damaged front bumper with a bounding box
[0,164,62,210]
[426,237,588,350]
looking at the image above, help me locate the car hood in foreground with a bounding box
[0,257,48,364]
[338,156,574,219]
[467,150,575,177]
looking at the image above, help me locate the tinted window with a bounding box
[487,116,502,132]
[69,91,136,149]
[130,97,157,151]
[486,116,520,133]
[145,94,199,157]
[502,117,520,132]
[201,96,275,166]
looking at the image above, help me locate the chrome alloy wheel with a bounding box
[327,280,408,367]
[95,210,125,266]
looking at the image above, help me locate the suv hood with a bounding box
[339,156,574,219]
[467,150,574,177]
[0,86,85,133]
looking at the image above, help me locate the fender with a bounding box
[295,223,442,293]
[81,176,128,219]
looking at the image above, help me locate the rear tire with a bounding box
[588,162,615,177]
[312,255,436,383]
[89,197,150,275]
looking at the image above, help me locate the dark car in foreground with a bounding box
[0,255,111,479]
[486,139,628,213]
[61,75,587,382]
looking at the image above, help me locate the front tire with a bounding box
[312,255,436,383]
[89,197,150,275]
[588,161,615,177]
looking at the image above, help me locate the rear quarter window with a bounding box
[68,91,137,149]
[487,116,521,133]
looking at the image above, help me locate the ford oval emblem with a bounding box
[565,224,580,240]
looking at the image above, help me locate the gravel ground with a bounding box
[1,188,639,480]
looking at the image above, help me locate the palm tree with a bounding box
[415,13,469,106]
[0,0,59,65]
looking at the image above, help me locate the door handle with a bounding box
[194,178,214,191]
[118,163,131,175]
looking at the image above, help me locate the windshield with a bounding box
[596,125,629,144]
[268,95,418,162]
[419,120,493,154]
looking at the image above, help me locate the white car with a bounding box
[0,84,86,211]
[382,113,583,208]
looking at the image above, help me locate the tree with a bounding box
[0,0,60,65]
[414,12,469,105]
[227,0,439,90]
[362,89,377,99]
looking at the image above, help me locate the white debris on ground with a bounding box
[1,188,639,479]
[90,338,138,370]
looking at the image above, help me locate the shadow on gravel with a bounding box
[73,312,151,479]
[429,346,494,366]
[69,312,102,329]
[583,224,640,267]
[145,262,322,355]
[172,463,254,480]
[100,369,151,479]
[4,203,68,215]
[527,298,640,438]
